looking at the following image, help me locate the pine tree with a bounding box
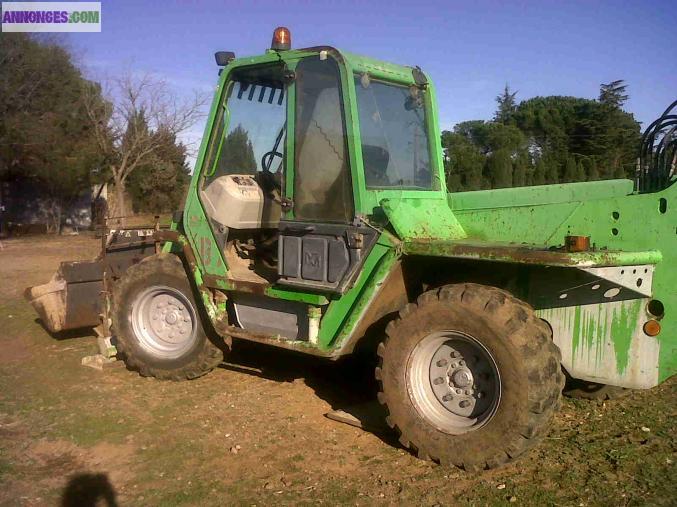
[613,164,627,179]
[575,159,587,182]
[486,149,513,188]
[544,158,559,184]
[494,85,518,124]
[587,158,600,181]
[215,124,257,175]
[563,156,578,183]
[512,151,529,187]
[441,130,485,191]
[599,80,629,109]
[0,34,108,231]
[532,159,546,186]
[128,131,191,213]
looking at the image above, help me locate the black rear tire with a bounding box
[376,283,565,470]
[112,253,225,380]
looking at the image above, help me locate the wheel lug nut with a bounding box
[433,377,445,385]
[458,360,465,366]
[436,359,448,367]
[464,389,471,396]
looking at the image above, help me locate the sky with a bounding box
[61,0,677,166]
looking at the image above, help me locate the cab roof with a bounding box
[228,46,420,86]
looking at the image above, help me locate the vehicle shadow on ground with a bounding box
[220,339,403,450]
[33,318,95,341]
[61,473,118,506]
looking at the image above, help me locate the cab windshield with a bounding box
[354,76,434,190]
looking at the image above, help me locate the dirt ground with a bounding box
[0,234,675,506]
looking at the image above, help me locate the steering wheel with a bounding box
[257,125,294,209]
[261,125,286,173]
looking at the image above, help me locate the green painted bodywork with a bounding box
[445,182,676,384]
[176,44,675,388]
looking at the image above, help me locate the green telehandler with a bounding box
[26,27,676,470]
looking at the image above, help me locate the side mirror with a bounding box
[215,51,236,66]
[412,66,428,87]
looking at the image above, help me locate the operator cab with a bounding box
[198,29,437,295]
[200,44,361,290]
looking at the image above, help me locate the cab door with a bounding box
[277,54,376,294]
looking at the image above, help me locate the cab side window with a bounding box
[203,65,286,187]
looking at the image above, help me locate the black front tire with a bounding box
[376,283,565,470]
[112,254,225,380]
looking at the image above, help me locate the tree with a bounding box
[0,34,107,232]
[127,129,191,214]
[563,156,578,183]
[486,149,513,188]
[543,155,560,184]
[512,95,640,183]
[442,130,485,191]
[532,158,546,186]
[452,120,491,152]
[613,164,628,179]
[494,84,518,124]
[586,158,600,181]
[599,80,629,108]
[486,123,525,153]
[83,73,205,223]
[575,159,587,182]
[214,125,257,175]
[512,151,530,187]
[442,81,642,191]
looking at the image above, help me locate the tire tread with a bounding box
[376,283,564,469]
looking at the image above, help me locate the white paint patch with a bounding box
[604,287,621,298]
[583,265,654,298]
[538,300,661,389]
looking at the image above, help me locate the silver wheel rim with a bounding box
[406,331,501,434]
[130,285,198,359]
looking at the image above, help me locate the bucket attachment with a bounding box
[25,260,103,333]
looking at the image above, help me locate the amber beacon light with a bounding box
[271,26,291,51]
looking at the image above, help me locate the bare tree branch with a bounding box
[81,71,207,220]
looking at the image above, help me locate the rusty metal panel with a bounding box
[404,239,662,268]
